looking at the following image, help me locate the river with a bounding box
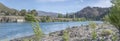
[0,21,103,41]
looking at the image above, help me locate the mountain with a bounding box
[0,2,110,19]
[38,11,58,17]
[70,6,110,20]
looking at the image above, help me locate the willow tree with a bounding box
[108,0,120,33]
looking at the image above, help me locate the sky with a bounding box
[0,0,112,14]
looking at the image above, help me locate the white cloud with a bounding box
[92,0,112,7]
[36,0,67,2]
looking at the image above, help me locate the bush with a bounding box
[89,22,97,29]
[25,14,36,22]
[89,22,97,40]
[100,29,113,36]
[23,39,29,41]
[31,19,43,41]
[92,31,97,40]
[25,14,43,41]
[108,0,120,33]
[62,30,69,41]
[112,34,118,41]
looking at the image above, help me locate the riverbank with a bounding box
[0,16,86,23]
[10,23,120,41]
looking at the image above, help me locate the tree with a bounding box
[20,9,27,16]
[108,0,120,33]
[73,15,76,19]
[65,14,69,18]
[30,9,38,16]
[46,16,51,22]
[25,14,36,22]
[40,16,51,22]
[12,10,19,15]
[58,14,63,18]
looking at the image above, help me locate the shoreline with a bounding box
[11,23,120,41]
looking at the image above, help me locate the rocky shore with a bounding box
[11,23,120,41]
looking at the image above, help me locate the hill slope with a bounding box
[38,11,58,17]
[0,3,17,15]
[70,7,110,20]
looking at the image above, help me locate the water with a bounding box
[0,21,103,41]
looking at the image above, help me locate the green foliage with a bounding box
[112,34,118,41]
[40,16,52,22]
[23,39,30,41]
[29,9,38,16]
[89,22,97,40]
[25,14,36,22]
[100,29,113,36]
[58,14,63,18]
[92,30,97,40]
[20,9,27,16]
[25,14,43,41]
[89,22,97,29]
[23,38,34,41]
[103,15,109,22]
[31,19,43,41]
[108,0,120,32]
[65,14,69,18]
[62,30,69,41]
[100,39,104,41]
[0,4,38,16]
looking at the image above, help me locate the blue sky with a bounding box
[0,0,112,14]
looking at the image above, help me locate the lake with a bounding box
[0,21,103,41]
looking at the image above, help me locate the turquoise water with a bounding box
[0,21,103,40]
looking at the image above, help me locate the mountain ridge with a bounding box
[70,6,110,20]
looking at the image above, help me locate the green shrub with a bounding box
[108,0,120,33]
[23,39,30,41]
[100,29,113,36]
[89,22,97,40]
[89,22,97,29]
[92,31,97,40]
[25,14,36,22]
[112,33,118,41]
[31,20,43,41]
[26,14,43,41]
[62,30,69,41]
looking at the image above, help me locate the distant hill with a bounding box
[0,3,11,11]
[0,3,16,11]
[38,11,58,17]
[0,2,110,20]
[70,6,110,20]
[0,2,58,16]
[0,3,17,15]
